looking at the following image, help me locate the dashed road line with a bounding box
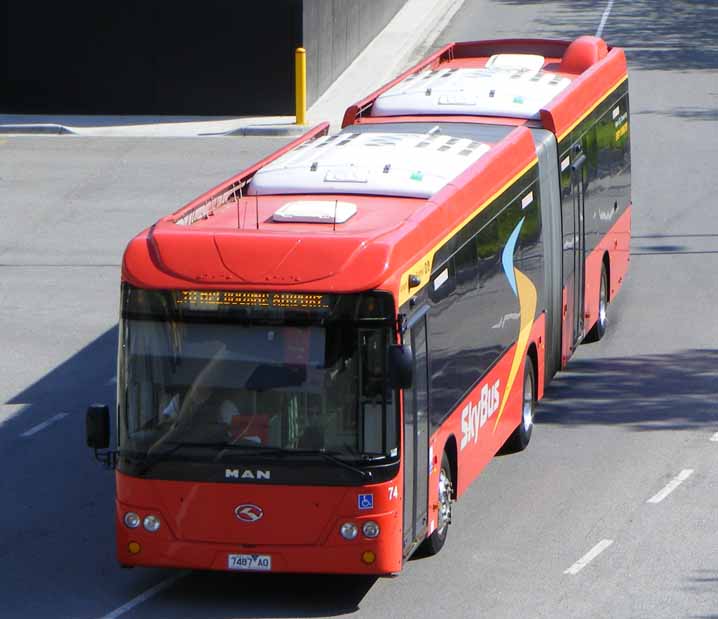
[97,571,190,619]
[20,413,68,437]
[596,0,615,38]
[564,539,614,575]
[710,432,718,442]
[647,469,694,504]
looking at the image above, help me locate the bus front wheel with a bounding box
[420,452,453,556]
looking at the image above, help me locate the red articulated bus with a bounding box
[86,35,630,576]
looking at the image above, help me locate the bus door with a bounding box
[402,312,429,554]
[562,145,587,360]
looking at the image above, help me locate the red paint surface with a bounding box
[122,127,538,301]
[115,471,403,574]
[584,204,632,330]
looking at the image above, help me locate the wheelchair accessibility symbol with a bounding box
[358,493,374,510]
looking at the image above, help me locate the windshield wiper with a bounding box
[313,450,373,481]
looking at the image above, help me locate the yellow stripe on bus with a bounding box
[492,267,537,432]
[557,74,628,142]
[398,158,538,307]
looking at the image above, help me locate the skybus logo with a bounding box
[225,469,271,480]
[460,380,500,450]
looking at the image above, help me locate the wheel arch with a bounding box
[442,435,458,500]
[526,342,539,398]
[603,251,611,302]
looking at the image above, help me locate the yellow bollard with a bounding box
[295,47,307,125]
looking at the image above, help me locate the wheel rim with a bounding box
[598,271,608,330]
[437,467,452,534]
[522,369,534,431]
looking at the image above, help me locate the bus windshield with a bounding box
[118,316,396,466]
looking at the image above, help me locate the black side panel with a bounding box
[530,129,563,384]
[425,166,545,431]
[557,82,632,257]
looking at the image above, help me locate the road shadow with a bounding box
[494,0,718,71]
[686,569,718,618]
[0,326,125,618]
[538,349,718,432]
[3,325,118,438]
[635,107,718,123]
[148,571,378,618]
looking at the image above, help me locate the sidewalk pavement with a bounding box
[0,0,465,138]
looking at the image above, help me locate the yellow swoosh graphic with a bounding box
[493,268,537,432]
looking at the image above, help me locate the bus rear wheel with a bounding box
[502,355,536,453]
[585,263,608,343]
[420,452,452,556]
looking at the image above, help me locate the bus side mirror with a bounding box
[388,345,413,390]
[86,404,110,450]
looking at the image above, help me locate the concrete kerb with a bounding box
[219,124,310,137]
[0,124,74,135]
[0,119,313,137]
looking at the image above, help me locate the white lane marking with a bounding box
[647,469,694,504]
[20,413,68,437]
[97,571,190,619]
[564,539,614,575]
[710,432,718,442]
[596,0,615,38]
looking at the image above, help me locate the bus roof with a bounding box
[247,129,491,199]
[122,122,538,294]
[370,59,572,121]
[342,36,628,139]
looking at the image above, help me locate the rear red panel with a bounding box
[584,205,632,335]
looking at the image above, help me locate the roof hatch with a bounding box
[272,200,358,224]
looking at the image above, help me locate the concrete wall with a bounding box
[2,0,405,115]
[303,0,406,106]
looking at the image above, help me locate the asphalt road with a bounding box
[1,1,717,617]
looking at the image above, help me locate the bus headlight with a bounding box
[143,515,161,532]
[123,512,141,529]
[362,521,380,538]
[340,522,358,540]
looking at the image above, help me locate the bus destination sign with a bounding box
[175,290,330,311]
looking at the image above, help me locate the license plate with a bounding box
[228,553,272,572]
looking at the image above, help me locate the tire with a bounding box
[502,355,536,453]
[420,452,452,556]
[585,263,608,343]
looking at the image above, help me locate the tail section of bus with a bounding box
[343,35,632,375]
